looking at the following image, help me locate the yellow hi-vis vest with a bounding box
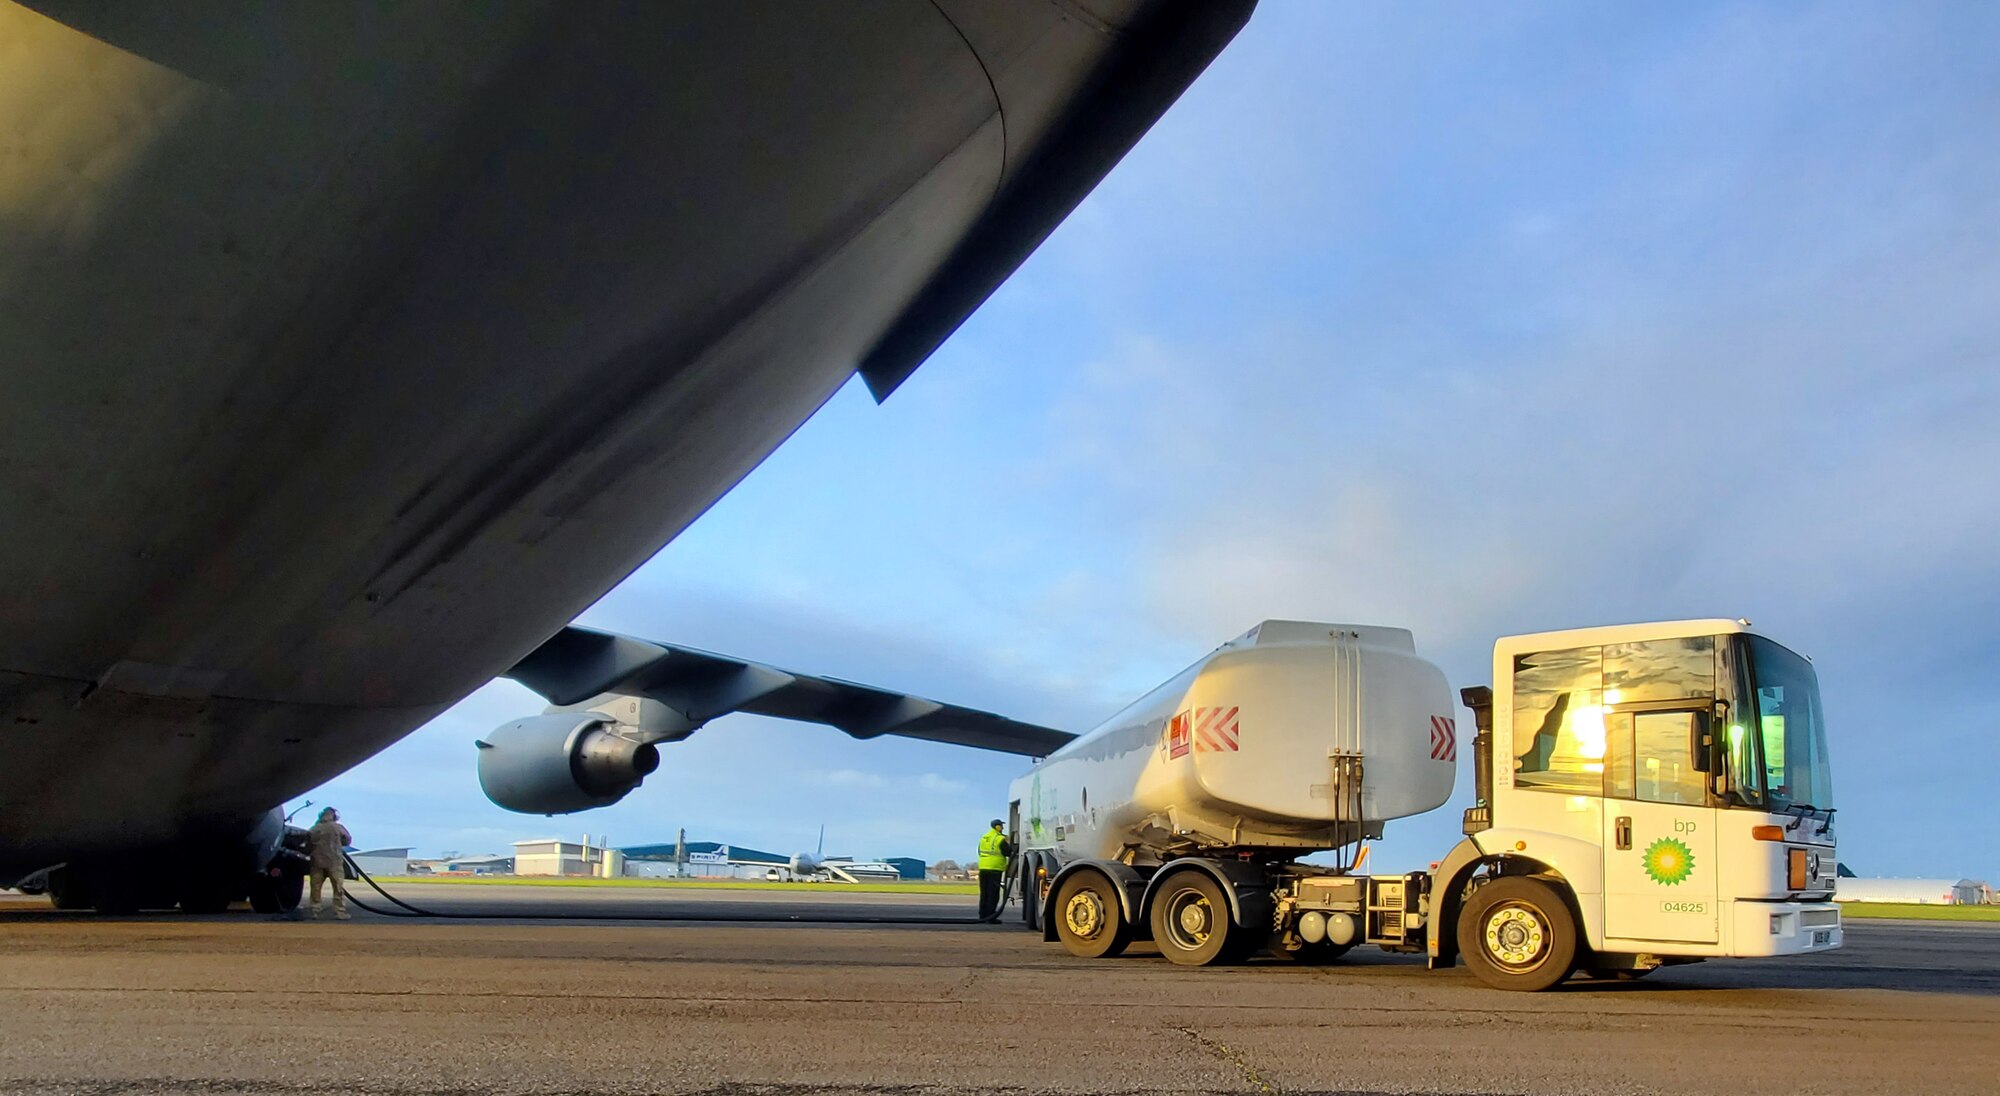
[977,829,1007,871]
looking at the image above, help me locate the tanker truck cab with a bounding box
[1445,618,1839,987]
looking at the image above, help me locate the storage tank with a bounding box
[1013,621,1456,864]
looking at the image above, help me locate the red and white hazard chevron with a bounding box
[1166,707,1240,756]
[1429,715,1457,762]
[1192,706,1239,753]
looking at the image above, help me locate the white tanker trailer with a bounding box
[1009,619,1840,990]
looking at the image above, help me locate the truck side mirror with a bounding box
[1690,710,1714,773]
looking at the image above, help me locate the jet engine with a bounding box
[476,712,660,815]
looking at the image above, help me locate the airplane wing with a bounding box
[505,626,1075,758]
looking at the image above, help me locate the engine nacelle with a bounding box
[477,712,661,815]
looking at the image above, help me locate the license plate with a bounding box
[1812,930,1833,946]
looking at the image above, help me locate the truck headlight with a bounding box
[1787,848,1808,890]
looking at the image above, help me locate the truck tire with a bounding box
[1149,870,1242,967]
[1053,869,1131,959]
[1456,876,1578,992]
[1023,852,1049,933]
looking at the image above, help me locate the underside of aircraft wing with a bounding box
[505,626,1075,758]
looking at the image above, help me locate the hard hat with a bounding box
[990,819,1004,829]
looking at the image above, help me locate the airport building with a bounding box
[488,836,928,882]
[408,853,514,875]
[513,837,625,878]
[621,841,788,880]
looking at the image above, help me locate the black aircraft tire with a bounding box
[1149,871,1240,967]
[178,871,239,915]
[1053,870,1131,959]
[1457,877,1579,992]
[249,868,305,914]
[249,874,279,914]
[91,875,144,916]
[275,869,303,911]
[46,868,94,911]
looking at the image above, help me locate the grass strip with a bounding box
[1838,901,2000,922]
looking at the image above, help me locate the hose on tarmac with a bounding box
[335,854,992,926]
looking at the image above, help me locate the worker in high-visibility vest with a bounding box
[976,818,1014,923]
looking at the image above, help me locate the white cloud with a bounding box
[916,772,969,795]
[816,768,889,790]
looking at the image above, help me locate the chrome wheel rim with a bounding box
[1482,902,1550,971]
[1164,887,1214,952]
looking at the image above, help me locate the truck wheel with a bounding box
[1022,853,1046,933]
[1149,871,1240,967]
[1457,877,1578,991]
[1053,870,1131,958]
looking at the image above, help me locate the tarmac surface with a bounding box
[3,884,1998,1095]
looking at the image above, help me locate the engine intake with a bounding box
[477,712,660,815]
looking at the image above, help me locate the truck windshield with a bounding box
[1745,636,1832,813]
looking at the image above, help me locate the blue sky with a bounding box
[312,3,2000,878]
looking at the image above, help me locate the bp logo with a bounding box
[1643,837,1695,886]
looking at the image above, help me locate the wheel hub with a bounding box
[1483,904,1548,968]
[1175,896,1211,938]
[1065,891,1105,938]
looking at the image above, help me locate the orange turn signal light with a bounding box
[1751,825,1785,841]
[1787,848,1809,890]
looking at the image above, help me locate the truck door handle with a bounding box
[1615,816,1632,850]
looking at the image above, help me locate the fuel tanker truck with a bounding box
[477,615,1837,991]
[1008,619,1839,990]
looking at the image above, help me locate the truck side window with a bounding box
[1511,646,1605,796]
[1606,710,1707,806]
[1717,638,1764,806]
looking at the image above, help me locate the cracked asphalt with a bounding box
[3,885,1996,1095]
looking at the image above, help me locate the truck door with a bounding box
[1601,707,1718,944]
